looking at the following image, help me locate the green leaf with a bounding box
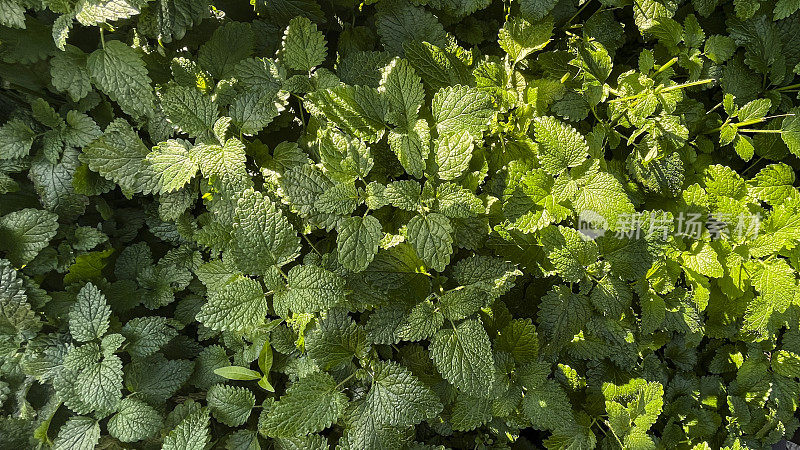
[398,299,443,341]
[430,319,494,397]
[69,283,111,342]
[540,226,598,282]
[305,85,387,143]
[196,276,267,332]
[574,171,636,231]
[0,0,25,29]
[273,265,346,315]
[495,318,539,364]
[538,285,592,348]
[231,188,301,275]
[163,408,210,450]
[259,372,348,437]
[0,119,35,160]
[160,85,217,138]
[53,416,100,450]
[406,213,453,272]
[314,182,360,214]
[306,312,368,370]
[107,397,162,442]
[192,137,251,195]
[213,366,263,381]
[523,379,575,432]
[0,208,58,267]
[75,353,124,413]
[533,116,588,174]
[365,361,443,426]
[451,394,492,431]
[519,0,560,21]
[125,354,193,405]
[207,384,256,426]
[772,350,800,378]
[80,119,158,196]
[498,17,552,63]
[432,85,494,137]
[436,129,474,180]
[120,316,177,358]
[198,21,254,79]
[281,16,327,72]
[375,2,447,55]
[404,41,474,94]
[87,41,154,119]
[337,215,382,272]
[388,119,430,178]
[146,139,199,194]
[380,57,424,128]
[749,163,796,205]
[0,259,40,337]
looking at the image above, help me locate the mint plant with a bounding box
[1,0,800,448]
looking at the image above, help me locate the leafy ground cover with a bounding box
[2,0,800,448]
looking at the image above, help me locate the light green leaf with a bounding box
[749,163,796,205]
[213,366,263,381]
[80,119,158,196]
[574,171,636,231]
[75,0,144,26]
[436,129,474,180]
[191,138,251,195]
[534,116,588,174]
[499,17,552,63]
[147,139,199,194]
[305,86,387,142]
[432,85,494,137]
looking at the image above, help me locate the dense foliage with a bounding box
[2,0,800,447]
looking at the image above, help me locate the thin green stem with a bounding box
[776,83,800,92]
[334,372,357,390]
[653,57,678,76]
[737,128,782,133]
